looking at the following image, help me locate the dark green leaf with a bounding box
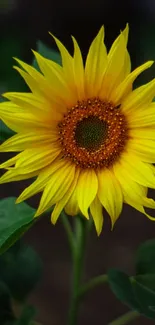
[0,198,36,254]
[0,242,42,301]
[135,274,155,292]
[14,305,36,325]
[108,268,155,320]
[33,41,61,70]
[132,279,155,319]
[0,37,28,92]
[0,38,21,76]
[108,269,139,310]
[0,281,14,324]
[135,239,155,275]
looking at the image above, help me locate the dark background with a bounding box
[1,0,155,324]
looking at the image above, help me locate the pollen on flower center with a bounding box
[58,97,128,169]
[75,116,108,151]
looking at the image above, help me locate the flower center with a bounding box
[75,116,108,151]
[58,97,128,169]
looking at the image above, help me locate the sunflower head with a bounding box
[58,97,128,169]
[0,24,155,235]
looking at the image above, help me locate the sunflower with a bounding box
[0,25,155,235]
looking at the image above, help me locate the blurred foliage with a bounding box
[0,241,43,301]
[0,198,36,254]
[108,270,139,310]
[108,239,155,320]
[14,305,36,325]
[33,40,62,70]
[0,281,15,324]
[0,32,28,143]
[0,34,28,92]
[135,239,155,275]
[0,239,42,325]
[0,0,16,13]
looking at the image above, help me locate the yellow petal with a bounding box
[3,92,52,114]
[125,197,155,221]
[129,128,155,140]
[99,26,128,100]
[50,33,78,99]
[116,153,155,188]
[116,25,131,81]
[122,24,129,43]
[65,183,79,216]
[123,51,131,79]
[121,79,155,114]
[107,25,128,61]
[111,61,153,103]
[85,26,107,97]
[128,138,155,163]
[0,102,56,133]
[77,169,98,219]
[97,168,123,228]
[14,61,67,110]
[71,36,85,100]
[50,34,72,73]
[51,168,80,224]
[0,154,19,169]
[0,169,38,184]
[90,196,104,236]
[14,64,55,101]
[121,24,131,77]
[16,159,66,203]
[15,145,61,174]
[0,131,58,152]
[32,51,76,107]
[35,162,75,217]
[4,91,63,119]
[127,104,155,128]
[113,163,155,209]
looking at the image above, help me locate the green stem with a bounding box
[61,212,75,256]
[78,274,108,299]
[107,310,140,325]
[68,216,87,325]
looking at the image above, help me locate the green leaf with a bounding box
[33,40,61,70]
[0,281,15,324]
[135,239,155,275]
[0,242,42,301]
[108,269,139,310]
[108,268,155,320]
[135,274,155,292]
[0,36,28,92]
[0,198,36,254]
[14,305,36,325]
[132,279,155,319]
